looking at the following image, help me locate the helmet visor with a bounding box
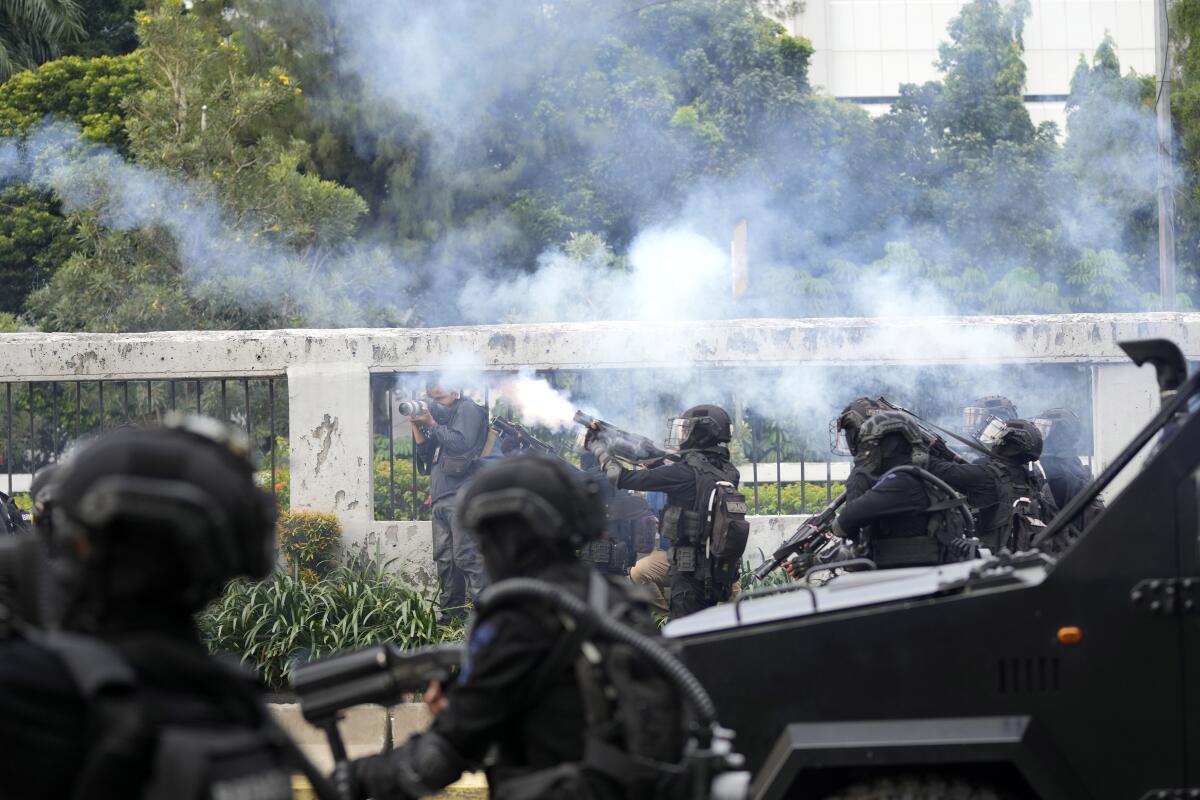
[1030,417,1052,440]
[665,417,695,450]
[977,416,1007,447]
[828,419,853,456]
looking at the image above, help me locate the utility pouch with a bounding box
[677,509,705,544]
[671,546,697,574]
[659,506,682,541]
[439,452,477,479]
[580,540,613,566]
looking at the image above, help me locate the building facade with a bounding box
[778,0,1156,131]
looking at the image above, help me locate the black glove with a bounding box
[351,732,466,800]
[947,536,981,561]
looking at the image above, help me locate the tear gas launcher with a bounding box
[574,411,670,465]
[290,644,462,762]
[491,417,557,455]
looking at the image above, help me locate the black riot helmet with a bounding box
[458,454,606,579]
[963,395,1018,439]
[49,415,277,630]
[830,397,886,456]
[1032,408,1081,455]
[855,411,927,474]
[989,419,1044,463]
[665,405,733,450]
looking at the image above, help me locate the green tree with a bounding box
[0,53,143,147]
[0,184,77,313]
[28,1,376,332]
[1061,36,1157,276]
[0,0,85,82]
[937,0,1036,152]
[64,0,144,58]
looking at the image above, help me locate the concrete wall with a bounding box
[3,313,1197,573]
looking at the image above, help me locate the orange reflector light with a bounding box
[1057,626,1083,645]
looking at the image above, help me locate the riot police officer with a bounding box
[0,419,326,800]
[1034,408,1093,509]
[929,417,1057,552]
[586,405,740,620]
[341,454,671,800]
[831,397,888,501]
[835,412,978,568]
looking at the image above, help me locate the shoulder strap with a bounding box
[37,633,148,800]
[522,572,607,704]
[37,632,136,696]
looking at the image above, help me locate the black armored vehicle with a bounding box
[667,340,1200,799]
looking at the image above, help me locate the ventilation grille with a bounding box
[997,657,1060,694]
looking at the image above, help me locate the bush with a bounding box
[198,563,463,692]
[277,510,340,580]
[745,482,845,515]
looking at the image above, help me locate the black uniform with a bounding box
[838,469,935,567]
[613,447,740,619]
[356,563,661,800]
[927,457,1006,550]
[1040,455,1091,509]
[0,628,293,800]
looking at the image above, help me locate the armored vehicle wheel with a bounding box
[824,774,1007,800]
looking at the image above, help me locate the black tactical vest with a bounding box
[37,632,297,800]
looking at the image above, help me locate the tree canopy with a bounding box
[0,0,1190,330]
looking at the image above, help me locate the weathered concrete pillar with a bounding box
[1091,362,1159,496]
[287,363,374,545]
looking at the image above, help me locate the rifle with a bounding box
[491,417,557,455]
[753,493,848,580]
[290,644,462,763]
[574,411,669,465]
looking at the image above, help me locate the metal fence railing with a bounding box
[370,370,852,521]
[1,377,287,500]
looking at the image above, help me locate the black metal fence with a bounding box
[1,377,287,499]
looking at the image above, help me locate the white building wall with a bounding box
[780,0,1156,132]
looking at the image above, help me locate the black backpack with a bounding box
[37,632,298,800]
[681,452,750,600]
[987,460,1054,552]
[493,573,689,800]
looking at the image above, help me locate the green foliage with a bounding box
[0,53,142,147]
[197,563,463,691]
[1064,248,1144,311]
[64,0,144,59]
[0,0,85,82]
[25,2,376,332]
[744,481,845,516]
[373,452,431,521]
[277,510,341,580]
[0,185,77,314]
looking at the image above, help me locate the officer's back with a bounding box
[344,454,668,800]
[0,420,306,800]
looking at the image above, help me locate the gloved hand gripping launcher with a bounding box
[290,578,750,800]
